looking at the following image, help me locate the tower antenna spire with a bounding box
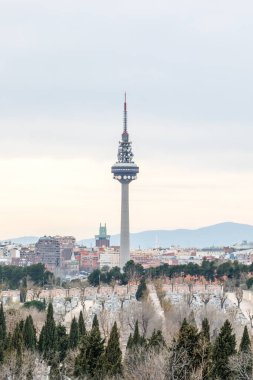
[123,92,127,133]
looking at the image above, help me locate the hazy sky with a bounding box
[1,0,253,239]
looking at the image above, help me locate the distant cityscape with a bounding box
[1,222,253,281]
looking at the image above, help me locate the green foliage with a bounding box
[78,311,86,339]
[75,319,104,378]
[127,321,146,350]
[55,324,69,362]
[0,264,52,290]
[240,326,251,353]
[212,319,236,380]
[246,277,253,289]
[23,315,37,351]
[103,322,122,377]
[169,319,201,379]
[0,304,6,363]
[136,278,147,301]
[201,318,210,342]
[41,303,56,361]
[92,314,99,329]
[69,317,79,349]
[24,300,46,312]
[148,329,166,350]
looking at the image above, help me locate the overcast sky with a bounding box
[1,0,253,240]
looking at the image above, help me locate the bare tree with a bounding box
[229,353,253,380]
[200,292,211,309]
[218,291,227,310]
[124,347,166,380]
[247,310,253,329]
[235,288,243,309]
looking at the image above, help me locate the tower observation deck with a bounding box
[111,94,139,268]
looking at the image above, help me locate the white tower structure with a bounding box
[111,94,139,268]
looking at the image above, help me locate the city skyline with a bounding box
[1,1,253,239]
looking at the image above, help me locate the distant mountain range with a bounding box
[79,222,253,249]
[2,222,253,249]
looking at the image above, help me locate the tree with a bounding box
[88,269,101,286]
[148,329,166,350]
[78,311,86,339]
[56,324,69,362]
[42,303,56,361]
[136,278,148,301]
[235,288,243,308]
[23,315,37,351]
[240,326,251,353]
[168,319,201,379]
[92,314,99,329]
[69,317,79,349]
[246,277,253,289]
[103,322,122,377]
[212,319,236,380]
[0,303,6,363]
[75,319,104,378]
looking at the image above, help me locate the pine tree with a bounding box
[69,317,79,349]
[126,333,133,350]
[23,315,37,351]
[103,322,122,377]
[148,329,166,350]
[200,318,212,380]
[78,311,86,339]
[43,302,56,361]
[240,326,251,353]
[75,319,104,378]
[212,319,236,380]
[136,278,147,301]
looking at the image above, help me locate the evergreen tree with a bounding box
[126,333,133,350]
[136,278,147,301]
[56,324,69,362]
[240,326,251,353]
[92,314,99,329]
[131,320,145,347]
[201,318,210,342]
[0,303,6,343]
[23,315,37,351]
[103,322,122,377]
[75,320,104,378]
[168,319,201,380]
[49,354,61,380]
[42,302,56,361]
[78,311,86,339]
[212,319,236,380]
[148,329,166,350]
[38,325,45,353]
[69,317,79,349]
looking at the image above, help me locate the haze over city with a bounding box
[1,0,253,239]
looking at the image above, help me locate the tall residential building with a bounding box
[95,223,110,247]
[111,94,139,268]
[35,236,61,273]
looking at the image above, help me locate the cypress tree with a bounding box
[75,319,104,378]
[201,318,210,342]
[126,333,133,350]
[131,320,145,348]
[200,318,212,380]
[23,315,36,351]
[240,326,251,353]
[43,302,56,361]
[78,311,86,339]
[38,325,45,353]
[0,304,5,364]
[212,319,236,380]
[92,314,99,329]
[148,329,166,349]
[169,319,201,379]
[69,317,79,349]
[136,278,147,301]
[103,322,122,377]
[0,303,6,343]
[56,324,69,362]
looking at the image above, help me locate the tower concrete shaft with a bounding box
[120,182,130,267]
[111,94,139,269]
